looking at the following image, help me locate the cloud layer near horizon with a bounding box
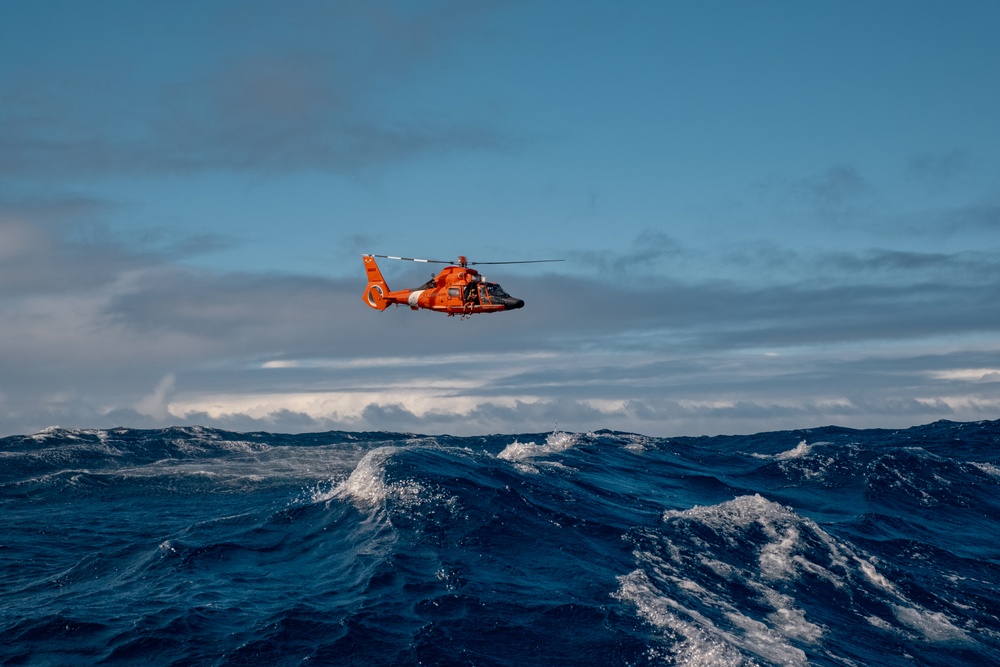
[3,200,999,437]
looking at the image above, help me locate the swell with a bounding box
[0,422,998,665]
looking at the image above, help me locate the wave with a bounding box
[1,420,999,665]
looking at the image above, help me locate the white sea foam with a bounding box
[169,434,271,457]
[665,494,852,586]
[892,605,970,642]
[762,590,824,644]
[595,432,656,453]
[622,493,972,664]
[971,461,1000,478]
[775,440,814,460]
[752,439,832,462]
[28,426,70,441]
[329,447,398,507]
[616,567,815,666]
[615,496,826,665]
[663,494,797,534]
[325,446,458,524]
[497,431,579,462]
[26,427,112,449]
[614,570,754,667]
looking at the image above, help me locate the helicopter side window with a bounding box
[448,287,460,298]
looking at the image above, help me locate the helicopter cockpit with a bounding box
[482,283,524,309]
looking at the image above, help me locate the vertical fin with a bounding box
[363,255,390,310]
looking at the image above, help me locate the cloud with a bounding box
[800,164,876,222]
[905,149,971,190]
[0,2,506,178]
[3,207,1000,438]
[941,204,1000,234]
[136,374,176,421]
[570,228,681,274]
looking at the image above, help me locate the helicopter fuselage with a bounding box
[363,255,524,316]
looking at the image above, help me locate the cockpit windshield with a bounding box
[484,284,511,300]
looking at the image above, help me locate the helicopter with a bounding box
[363,254,562,318]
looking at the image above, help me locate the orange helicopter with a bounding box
[363,254,562,318]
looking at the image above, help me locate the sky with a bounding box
[2,0,999,438]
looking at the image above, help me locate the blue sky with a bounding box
[2,1,999,437]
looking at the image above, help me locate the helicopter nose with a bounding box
[504,297,524,310]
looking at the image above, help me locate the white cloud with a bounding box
[928,368,1000,382]
[136,374,177,421]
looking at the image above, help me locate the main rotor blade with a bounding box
[366,254,453,264]
[365,254,565,266]
[466,259,565,265]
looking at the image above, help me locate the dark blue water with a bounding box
[2,420,999,666]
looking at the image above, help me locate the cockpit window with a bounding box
[485,284,511,300]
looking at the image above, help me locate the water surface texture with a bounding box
[2,421,999,665]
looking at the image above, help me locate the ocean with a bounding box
[1,420,998,666]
